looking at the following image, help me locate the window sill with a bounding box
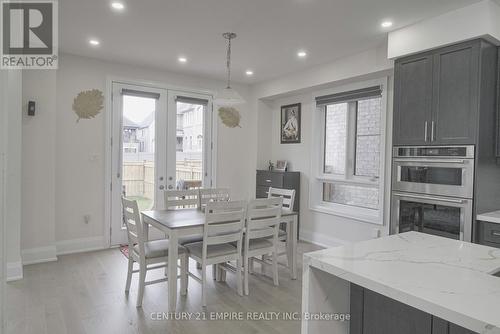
[310,203,383,225]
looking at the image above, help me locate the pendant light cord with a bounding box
[226,36,232,89]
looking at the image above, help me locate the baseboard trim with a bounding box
[6,261,23,282]
[56,236,106,256]
[300,230,349,248]
[21,245,58,265]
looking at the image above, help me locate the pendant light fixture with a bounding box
[214,32,245,106]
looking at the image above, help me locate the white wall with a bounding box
[21,71,57,264]
[4,70,23,280]
[254,46,394,246]
[388,0,500,59]
[19,53,257,258]
[0,69,6,328]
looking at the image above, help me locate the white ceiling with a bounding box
[60,0,481,84]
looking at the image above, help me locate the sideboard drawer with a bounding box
[478,221,500,247]
[256,171,284,187]
[256,185,270,198]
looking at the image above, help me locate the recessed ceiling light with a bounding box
[381,21,393,28]
[89,39,100,46]
[245,70,254,76]
[111,2,125,10]
[178,57,187,63]
[297,50,307,58]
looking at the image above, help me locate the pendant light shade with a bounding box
[214,32,245,106]
[214,87,245,106]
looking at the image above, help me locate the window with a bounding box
[311,81,386,223]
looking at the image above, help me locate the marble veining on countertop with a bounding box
[304,232,500,334]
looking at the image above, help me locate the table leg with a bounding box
[291,215,298,280]
[168,232,178,310]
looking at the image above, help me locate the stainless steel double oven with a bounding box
[391,146,475,241]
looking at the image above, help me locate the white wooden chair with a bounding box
[267,187,296,266]
[164,189,204,246]
[184,200,246,307]
[243,197,283,295]
[122,197,188,307]
[199,188,230,210]
[164,189,199,210]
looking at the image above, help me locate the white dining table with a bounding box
[141,208,299,310]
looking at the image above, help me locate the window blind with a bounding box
[121,88,161,100]
[315,85,382,106]
[175,95,209,106]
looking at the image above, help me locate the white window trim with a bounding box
[309,77,388,225]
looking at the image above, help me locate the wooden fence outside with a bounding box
[122,160,202,199]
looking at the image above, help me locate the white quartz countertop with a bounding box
[304,232,500,334]
[477,210,500,225]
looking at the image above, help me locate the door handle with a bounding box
[393,192,466,204]
[431,121,435,142]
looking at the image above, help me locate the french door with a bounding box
[110,83,213,245]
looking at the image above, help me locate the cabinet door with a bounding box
[362,289,432,334]
[448,324,477,334]
[393,54,433,145]
[432,42,479,145]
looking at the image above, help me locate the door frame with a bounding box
[104,76,218,247]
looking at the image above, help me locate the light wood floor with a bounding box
[5,241,322,334]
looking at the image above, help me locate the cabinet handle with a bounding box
[266,179,272,183]
[491,231,500,237]
[431,121,435,142]
[424,121,429,142]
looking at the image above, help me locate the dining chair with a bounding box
[122,197,188,307]
[164,189,204,246]
[243,197,283,295]
[184,200,246,307]
[164,189,199,210]
[267,187,296,266]
[199,188,230,209]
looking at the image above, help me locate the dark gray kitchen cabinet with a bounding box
[350,284,479,334]
[433,317,477,334]
[393,39,497,146]
[432,42,479,145]
[393,53,433,145]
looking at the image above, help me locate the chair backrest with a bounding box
[199,188,230,207]
[203,201,246,252]
[268,187,296,212]
[121,197,145,256]
[164,189,199,210]
[246,197,283,243]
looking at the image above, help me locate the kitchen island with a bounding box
[301,232,500,334]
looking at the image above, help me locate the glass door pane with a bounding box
[399,200,461,239]
[121,95,156,211]
[175,101,204,190]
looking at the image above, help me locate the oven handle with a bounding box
[392,192,466,204]
[393,158,467,164]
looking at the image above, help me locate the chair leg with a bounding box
[260,255,266,274]
[249,258,254,274]
[125,257,133,293]
[244,255,249,296]
[180,255,188,296]
[201,265,207,307]
[272,250,279,286]
[136,264,146,307]
[236,258,243,297]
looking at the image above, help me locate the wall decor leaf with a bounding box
[218,106,242,128]
[72,89,104,122]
